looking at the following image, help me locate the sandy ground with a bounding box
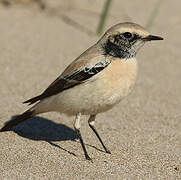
[0,0,181,179]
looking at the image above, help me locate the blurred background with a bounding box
[0,0,165,35]
[0,0,181,179]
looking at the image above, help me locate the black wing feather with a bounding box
[24,60,110,105]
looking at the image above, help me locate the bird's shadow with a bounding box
[6,115,104,156]
[10,115,77,141]
[8,115,78,156]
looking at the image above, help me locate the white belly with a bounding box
[35,58,138,116]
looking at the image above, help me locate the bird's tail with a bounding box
[0,108,35,132]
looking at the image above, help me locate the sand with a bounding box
[0,0,181,179]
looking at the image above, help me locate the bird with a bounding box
[0,22,163,160]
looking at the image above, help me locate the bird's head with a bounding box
[99,22,163,59]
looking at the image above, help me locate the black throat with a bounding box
[102,39,136,59]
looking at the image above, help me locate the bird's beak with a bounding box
[142,35,164,41]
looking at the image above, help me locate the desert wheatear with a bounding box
[0,22,163,160]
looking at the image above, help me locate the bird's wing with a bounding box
[24,55,111,104]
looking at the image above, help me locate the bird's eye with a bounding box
[123,32,132,39]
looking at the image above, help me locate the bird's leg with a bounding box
[74,112,92,160]
[88,115,111,154]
